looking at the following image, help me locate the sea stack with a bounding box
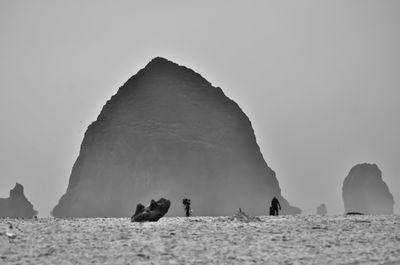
[342,163,394,214]
[316,203,327,215]
[0,183,38,218]
[52,57,301,217]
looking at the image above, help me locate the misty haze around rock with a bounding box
[52,57,301,217]
[342,163,394,214]
[0,183,37,218]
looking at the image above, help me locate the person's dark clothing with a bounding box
[270,197,281,216]
[183,198,191,217]
[269,206,275,216]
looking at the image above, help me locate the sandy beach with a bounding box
[1,215,400,265]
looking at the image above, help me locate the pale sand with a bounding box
[1,215,400,264]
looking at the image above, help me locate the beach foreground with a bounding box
[1,215,400,265]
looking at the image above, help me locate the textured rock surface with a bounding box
[0,183,38,218]
[52,57,300,217]
[131,198,170,222]
[342,163,394,214]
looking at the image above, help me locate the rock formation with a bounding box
[0,183,38,218]
[229,208,262,222]
[131,198,170,222]
[52,57,301,217]
[342,163,394,214]
[316,203,327,215]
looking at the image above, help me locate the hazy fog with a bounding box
[1,1,399,216]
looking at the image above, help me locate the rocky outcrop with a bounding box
[52,57,301,217]
[316,203,327,215]
[131,198,170,222]
[229,208,262,222]
[0,183,38,218]
[342,163,394,214]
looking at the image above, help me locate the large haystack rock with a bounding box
[342,163,394,214]
[52,57,301,217]
[0,183,38,218]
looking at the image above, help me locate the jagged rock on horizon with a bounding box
[52,57,301,217]
[131,198,170,222]
[342,163,394,214]
[0,183,38,218]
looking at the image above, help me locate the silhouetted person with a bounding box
[270,196,281,216]
[182,198,191,217]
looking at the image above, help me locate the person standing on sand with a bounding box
[270,196,281,216]
[182,198,192,217]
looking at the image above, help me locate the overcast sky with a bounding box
[1,1,399,216]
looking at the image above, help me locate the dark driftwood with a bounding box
[346,212,364,215]
[131,198,171,222]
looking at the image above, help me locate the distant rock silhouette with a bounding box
[342,163,394,214]
[52,57,301,217]
[0,183,38,218]
[316,203,327,215]
[131,198,170,222]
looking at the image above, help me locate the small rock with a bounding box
[136,253,150,259]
